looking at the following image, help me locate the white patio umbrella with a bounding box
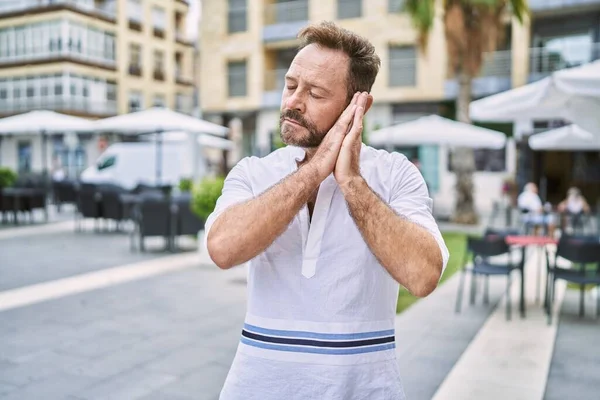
[94,107,229,184]
[0,110,95,178]
[529,124,600,151]
[368,115,506,149]
[469,60,600,135]
[141,131,234,150]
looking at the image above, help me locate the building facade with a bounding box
[0,0,196,176]
[199,0,600,217]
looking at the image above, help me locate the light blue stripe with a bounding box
[241,337,396,355]
[243,324,395,341]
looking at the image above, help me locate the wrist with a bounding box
[338,175,366,195]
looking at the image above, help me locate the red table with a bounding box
[505,235,558,316]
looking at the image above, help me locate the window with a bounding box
[97,155,116,170]
[17,141,32,173]
[228,60,247,97]
[337,0,361,19]
[447,149,506,172]
[129,90,143,112]
[153,94,166,107]
[228,0,247,33]
[127,0,142,22]
[388,45,416,87]
[152,7,166,31]
[129,43,142,75]
[153,50,164,80]
[388,0,405,13]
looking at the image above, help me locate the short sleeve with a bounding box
[388,156,450,276]
[203,158,254,250]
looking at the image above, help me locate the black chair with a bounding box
[131,197,172,252]
[76,183,103,231]
[53,180,79,211]
[546,237,600,324]
[98,185,128,231]
[456,236,523,320]
[172,195,204,251]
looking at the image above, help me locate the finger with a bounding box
[332,104,357,134]
[349,105,365,141]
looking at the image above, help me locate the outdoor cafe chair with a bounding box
[455,235,522,320]
[130,196,172,252]
[545,237,600,325]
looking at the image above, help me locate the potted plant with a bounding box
[0,167,17,189]
[192,176,225,253]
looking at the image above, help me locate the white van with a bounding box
[80,142,205,190]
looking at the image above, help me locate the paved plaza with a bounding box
[0,213,598,399]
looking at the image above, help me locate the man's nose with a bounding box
[283,90,305,113]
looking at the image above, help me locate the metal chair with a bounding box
[546,237,600,324]
[456,235,522,320]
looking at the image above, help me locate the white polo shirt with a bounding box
[205,145,449,400]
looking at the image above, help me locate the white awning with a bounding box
[93,107,229,136]
[470,60,600,135]
[369,115,506,149]
[0,110,95,134]
[529,124,600,151]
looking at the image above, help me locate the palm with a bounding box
[403,0,529,224]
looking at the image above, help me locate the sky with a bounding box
[185,0,201,39]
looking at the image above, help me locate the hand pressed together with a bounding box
[306,91,371,186]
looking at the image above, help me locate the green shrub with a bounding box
[192,176,225,221]
[0,167,17,189]
[179,177,193,193]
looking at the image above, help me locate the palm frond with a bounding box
[403,0,437,51]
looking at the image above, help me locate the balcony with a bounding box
[262,68,287,108]
[0,0,117,22]
[528,0,600,13]
[175,69,194,86]
[529,42,600,82]
[0,47,117,71]
[263,0,309,43]
[175,95,193,115]
[0,97,117,118]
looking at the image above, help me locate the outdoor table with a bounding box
[505,235,558,317]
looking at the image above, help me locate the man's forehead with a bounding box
[288,45,348,85]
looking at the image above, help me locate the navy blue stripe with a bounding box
[241,329,394,348]
[241,337,396,355]
[243,323,395,340]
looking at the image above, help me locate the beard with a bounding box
[279,109,328,148]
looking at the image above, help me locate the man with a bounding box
[517,182,555,237]
[206,21,449,400]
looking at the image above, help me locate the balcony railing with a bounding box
[153,69,165,81]
[480,50,512,77]
[0,97,117,117]
[529,42,600,79]
[129,64,142,76]
[528,0,600,12]
[0,0,117,20]
[175,68,193,85]
[0,47,116,70]
[264,0,309,25]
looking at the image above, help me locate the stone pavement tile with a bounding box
[145,362,230,400]
[399,354,457,400]
[57,330,148,358]
[0,372,96,400]
[545,290,600,400]
[0,380,19,397]
[73,367,177,400]
[0,349,89,386]
[141,342,227,377]
[63,330,197,380]
[0,228,166,291]
[138,392,195,400]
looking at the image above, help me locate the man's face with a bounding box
[280,44,349,148]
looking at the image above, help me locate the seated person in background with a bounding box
[517,182,555,237]
[557,187,590,233]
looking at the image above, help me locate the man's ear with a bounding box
[365,94,374,114]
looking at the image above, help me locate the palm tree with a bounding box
[404,0,529,224]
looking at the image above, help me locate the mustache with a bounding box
[280,109,310,129]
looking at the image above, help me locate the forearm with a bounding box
[207,164,320,269]
[341,177,443,297]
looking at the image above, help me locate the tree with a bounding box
[404,0,529,224]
